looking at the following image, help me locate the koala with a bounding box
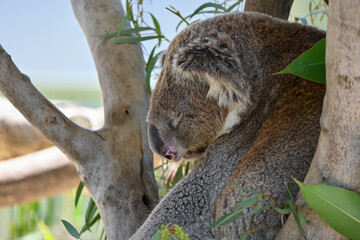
[131,12,325,240]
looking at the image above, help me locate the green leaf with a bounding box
[115,15,130,39]
[276,38,326,84]
[79,213,101,235]
[294,179,360,240]
[145,46,163,94]
[113,35,163,44]
[150,13,161,34]
[172,164,184,185]
[287,198,308,240]
[184,162,190,175]
[75,181,84,208]
[225,1,242,12]
[61,219,80,239]
[151,231,162,240]
[230,182,260,194]
[231,195,258,211]
[84,198,97,232]
[97,27,153,38]
[274,207,292,215]
[190,2,226,18]
[208,208,245,228]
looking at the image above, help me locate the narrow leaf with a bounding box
[61,220,80,239]
[226,1,241,12]
[230,182,260,194]
[115,15,130,39]
[287,198,308,240]
[274,207,292,215]
[232,195,258,211]
[208,209,244,228]
[150,13,161,34]
[190,2,226,18]
[75,181,84,208]
[113,35,162,44]
[294,179,360,240]
[172,164,184,185]
[80,213,101,235]
[84,198,97,232]
[275,38,326,84]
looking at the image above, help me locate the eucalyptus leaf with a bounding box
[276,38,326,84]
[80,213,101,235]
[190,2,226,18]
[75,181,84,208]
[113,35,163,44]
[225,1,242,12]
[84,198,97,232]
[61,219,81,239]
[295,179,360,240]
[231,195,258,211]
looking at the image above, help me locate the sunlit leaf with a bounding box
[276,38,326,84]
[75,181,84,208]
[150,13,161,34]
[61,220,80,239]
[225,1,242,12]
[295,179,360,240]
[190,2,226,18]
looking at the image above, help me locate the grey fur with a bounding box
[132,12,325,239]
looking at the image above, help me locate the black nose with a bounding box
[148,123,165,156]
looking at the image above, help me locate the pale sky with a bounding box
[0,1,245,89]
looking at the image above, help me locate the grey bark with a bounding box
[0,0,158,239]
[276,1,360,239]
[244,0,294,20]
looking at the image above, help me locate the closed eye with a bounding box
[184,114,196,119]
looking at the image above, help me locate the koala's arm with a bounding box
[130,124,258,240]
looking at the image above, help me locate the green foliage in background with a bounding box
[208,182,310,239]
[151,223,190,240]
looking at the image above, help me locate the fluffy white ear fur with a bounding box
[171,32,253,110]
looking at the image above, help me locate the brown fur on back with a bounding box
[133,12,325,240]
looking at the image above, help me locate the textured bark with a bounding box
[0,0,158,239]
[0,147,79,208]
[277,1,360,239]
[244,0,294,20]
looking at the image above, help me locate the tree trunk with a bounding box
[276,1,360,239]
[0,0,158,239]
[244,0,294,20]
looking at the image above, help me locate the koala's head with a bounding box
[147,14,255,161]
[147,68,227,161]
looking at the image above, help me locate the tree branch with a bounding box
[0,147,79,208]
[244,0,294,20]
[71,0,149,127]
[0,46,100,165]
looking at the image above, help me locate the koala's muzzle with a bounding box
[148,123,186,162]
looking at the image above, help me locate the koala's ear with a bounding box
[172,32,252,108]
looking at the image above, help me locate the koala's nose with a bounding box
[148,123,165,157]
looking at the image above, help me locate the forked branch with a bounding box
[0,45,100,165]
